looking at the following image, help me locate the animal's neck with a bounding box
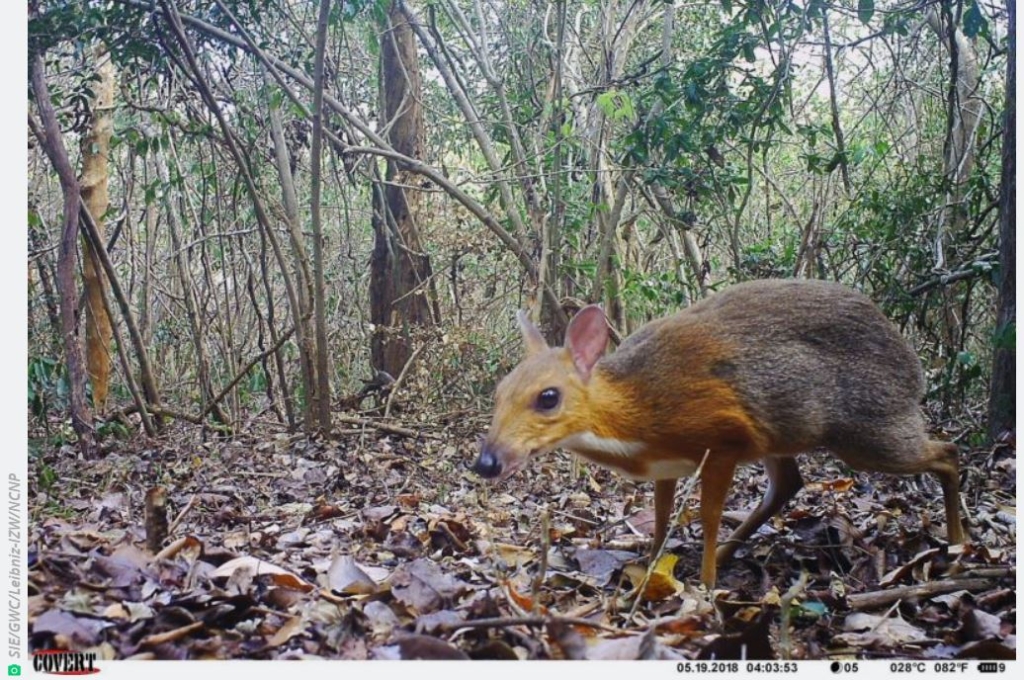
[576,368,649,443]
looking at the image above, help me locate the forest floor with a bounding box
[26,411,1016,661]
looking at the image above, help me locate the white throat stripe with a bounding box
[558,431,645,457]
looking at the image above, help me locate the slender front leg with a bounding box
[699,457,738,587]
[653,478,678,556]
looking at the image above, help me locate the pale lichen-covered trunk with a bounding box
[926,7,983,269]
[925,6,985,405]
[79,44,115,412]
[267,86,309,430]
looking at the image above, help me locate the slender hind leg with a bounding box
[716,456,803,565]
[835,424,965,545]
[925,440,964,544]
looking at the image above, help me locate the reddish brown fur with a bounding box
[476,279,965,587]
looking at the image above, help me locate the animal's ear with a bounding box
[516,309,549,356]
[565,305,609,382]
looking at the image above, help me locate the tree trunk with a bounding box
[926,3,983,269]
[266,89,307,430]
[79,43,116,413]
[310,0,333,431]
[371,1,440,377]
[29,53,94,455]
[988,0,1015,442]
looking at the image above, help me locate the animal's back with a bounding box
[603,279,925,455]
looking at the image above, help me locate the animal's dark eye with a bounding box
[536,388,560,411]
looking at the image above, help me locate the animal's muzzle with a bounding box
[472,446,503,478]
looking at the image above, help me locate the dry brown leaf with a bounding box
[836,612,929,647]
[414,609,465,634]
[154,535,202,562]
[306,502,345,521]
[961,608,1003,641]
[826,478,856,493]
[546,620,588,660]
[94,544,151,588]
[586,632,681,660]
[390,558,468,613]
[396,493,421,507]
[505,583,547,614]
[574,548,634,586]
[33,610,108,647]
[626,507,657,536]
[101,601,153,622]
[211,556,314,593]
[326,554,384,595]
[363,601,401,634]
[385,634,470,660]
[268,572,316,593]
[880,548,941,587]
[362,505,397,521]
[654,615,707,636]
[492,542,534,568]
[266,615,305,647]
[212,555,293,579]
[957,638,1016,659]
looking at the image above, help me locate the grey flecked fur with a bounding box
[603,279,937,472]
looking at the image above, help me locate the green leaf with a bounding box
[963,1,987,38]
[616,93,635,121]
[992,321,1015,350]
[596,91,617,118]
[794,600,828,619]
[721,0,732,13]
[598,90,636,122]
[857,0,874,24]
[956,351,976,366]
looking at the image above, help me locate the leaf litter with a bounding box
[26,420,1015,660]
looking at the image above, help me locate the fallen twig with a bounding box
[847,577,1001,610]
[139,621,204,647]
[334,414,438,439]
[779,571,810,660]
[384,343,427,419]
[167,494,199,536]
[440,615,622,635]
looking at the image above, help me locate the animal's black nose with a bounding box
[472,448,502,478]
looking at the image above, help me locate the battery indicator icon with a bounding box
[979,663,1002,673]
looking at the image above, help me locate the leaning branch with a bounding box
[114,0,564,319]
[907,256,997,296]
